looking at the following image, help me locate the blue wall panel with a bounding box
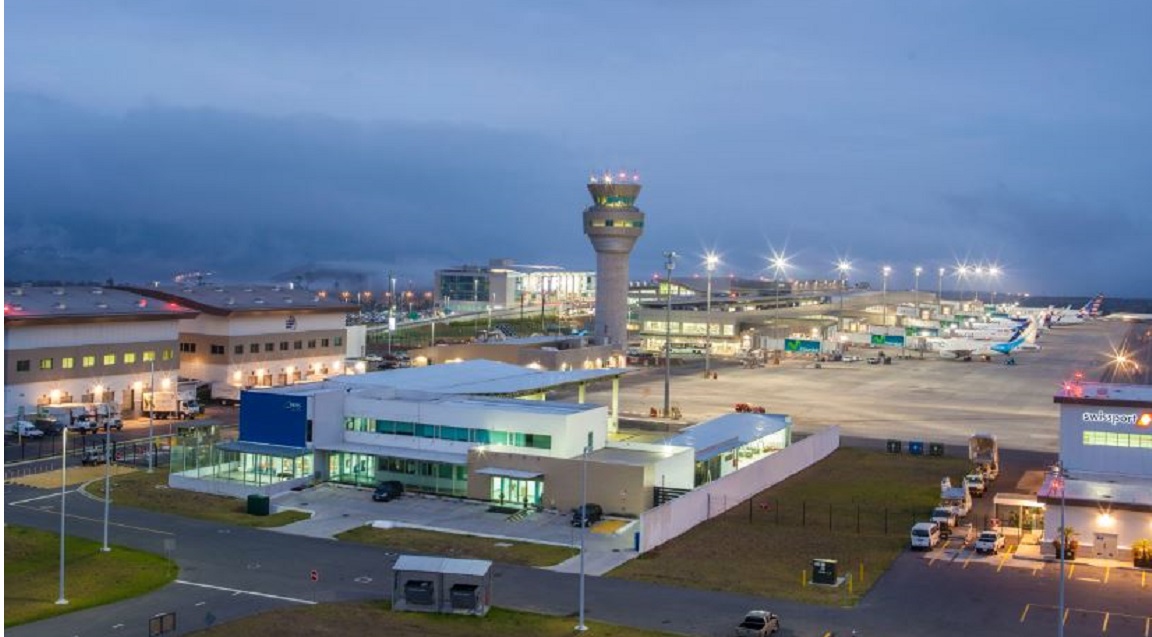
[239,391,308,447]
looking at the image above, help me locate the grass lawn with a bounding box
[4,525,175,627]
[337,526,578,567]
[610,447,971,605]
[187,601,674,637]
[83,469,311,528]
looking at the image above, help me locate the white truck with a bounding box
[969,433,1000,482]
[5,420,45,439]
[940,477,973,518]
[143,391,201,420]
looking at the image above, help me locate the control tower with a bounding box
[583,170,645,348]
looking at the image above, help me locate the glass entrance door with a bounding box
[489,477,542,509]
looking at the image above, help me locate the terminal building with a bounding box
[1037,379,1152,563]
[168,360,793,516]
[434,259,594,315]
[4,286,192,416]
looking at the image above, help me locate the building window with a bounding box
[1084,430,1152,449]
[210,345,225,355]
[143,351,156,362]
[16,360,31,372]
[103,354,117,366]
[279,342,289,351]
[307,340,316,349]
[265,343,274,352]
[62,357,75,369]
[293,341,302,350]
[180,343,197,353]
[321,338,330,347]
[123,352,137,364]
[82,356,96,368]
[250,344,260,354]
[335,336,343,347]
[162,349,174,361]
[235,345,244,355]
[39,358,54,370]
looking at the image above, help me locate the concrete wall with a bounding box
[467,449,648,515]
[638,426,840,553]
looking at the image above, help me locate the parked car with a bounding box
[372,480,404,502]
[963,472,987,497]
[80,449,109,466]
[735,610,781,636]
[910,521,941,550]
[975,530,1006,555]
[66,416,100,434]
[930,506,958,539]
[570,503,604,527]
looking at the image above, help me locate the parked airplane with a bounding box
[926,320,1035,361]
[1050,294,1105,326]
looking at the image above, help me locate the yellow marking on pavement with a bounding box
[1020,603,1031,623]
[591,519,629,535]
[1105,566,1111,584]
[1063,607,1070,626]
[1103,612,1110,633]
[1144,616,1149,637]
[1068,564,1076,580]
[997,551,1011,572]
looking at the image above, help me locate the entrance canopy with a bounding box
[216,441,310,458]
[473,467,543,480]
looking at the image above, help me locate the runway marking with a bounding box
[175,580,316,605]
[7,491,77,506]
[9,500,175,535]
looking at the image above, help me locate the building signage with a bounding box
[1080,410,1152,427]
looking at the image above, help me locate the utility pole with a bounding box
[663,251,678,417]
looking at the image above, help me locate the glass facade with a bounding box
[327,451,468,496]
[489,476,542,509]
[1083,430,1152,449]
[170,425,312,486]
[344,417,552,450]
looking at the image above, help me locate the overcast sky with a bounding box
[5,1,1151,297]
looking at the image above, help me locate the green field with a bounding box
[609,447,970,605]
[4,526,175,627]
[83,469,311,528]
[337,526,578,567]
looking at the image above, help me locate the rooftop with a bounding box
[327,359,630,397]
[115,284,353,315]
[4,286,198,322]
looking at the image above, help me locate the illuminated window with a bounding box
[123,352,137,364]
[103,354,117,365]
[162,349,174,361]
[39,358,54,370]
[142,351,156,362]
[82,356,96,368]
[62,357,75,369]
[1083,430,1152,449]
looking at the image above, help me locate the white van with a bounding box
[910,522,941,550]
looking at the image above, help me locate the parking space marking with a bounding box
[997,550,1012,573]
[1020,603,1032,623]
[1105,566,1111,585]
[1103,612,1110,633]
[1067,564,1076,580]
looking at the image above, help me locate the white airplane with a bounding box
[1050,294,1105,326]
[925,320,1036,361]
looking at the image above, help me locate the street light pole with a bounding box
[663,251,678,418]
[576,443,589,632]
[837,261,851,332]
[56,428,69,605]
[771,254,789,341]
[881,266,892,328]
[1056,461,1066,637]
[102,411,112,552]
[704,253,718,378]
[937,267,945,318]
[147,359,155,474]
[913,266,922,320]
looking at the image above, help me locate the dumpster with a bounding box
[247,494,270,516]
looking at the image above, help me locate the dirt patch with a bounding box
[10,464,139,489]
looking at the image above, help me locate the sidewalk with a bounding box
[1012,541,1148,572]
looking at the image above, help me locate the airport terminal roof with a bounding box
[327,359,630,397]
[115,284,353,315]
[666,412,791,461]
[4,286,199,323]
